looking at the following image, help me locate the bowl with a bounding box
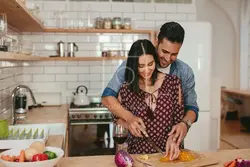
[0,147,64,167]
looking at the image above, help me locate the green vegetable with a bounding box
[0,120,8,139]
[43,151,57,159]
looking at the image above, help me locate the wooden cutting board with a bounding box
[133,152,219,167]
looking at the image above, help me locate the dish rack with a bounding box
[0,124,49,149]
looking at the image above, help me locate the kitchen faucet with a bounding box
[11,85,41,125]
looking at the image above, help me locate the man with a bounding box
[102,22,199,157]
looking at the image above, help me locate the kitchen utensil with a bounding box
[142,132,164,155]
[67,42,78,57]
[57,40,65,57]
[73,85,90,106]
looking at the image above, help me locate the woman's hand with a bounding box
[165,135,180,161]
[126,115,146,137]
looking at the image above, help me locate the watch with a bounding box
[181,119,192,131]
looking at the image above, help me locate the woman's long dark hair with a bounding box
[125,39,159,93]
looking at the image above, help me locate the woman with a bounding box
[114,39,184,159]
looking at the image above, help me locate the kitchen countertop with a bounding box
[21,104,68,124]
[55,149,250,167]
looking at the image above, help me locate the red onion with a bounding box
[114,150,134,167]
[236,159,250,167]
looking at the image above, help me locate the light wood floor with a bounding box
[220,119,250,149]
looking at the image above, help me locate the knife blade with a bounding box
[142,132,165,155]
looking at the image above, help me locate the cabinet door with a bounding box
[184,112,211,151]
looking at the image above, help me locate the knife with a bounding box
[142,132,165,155]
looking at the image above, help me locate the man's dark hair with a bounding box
[158,21,185,44]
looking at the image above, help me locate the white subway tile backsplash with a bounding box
[67,2,90,11]
[77,43,101,51]
[155,4,177,13]
[44,34,67,42]
[88,51,102,57]
[89,82,104,89]
[79,74,101,81]
[33,75,55,82]
[32,61,56,66]
[22,35,43,42]
[67,35,90,42]
[134,21,156,29]
[44,67,66,74]
[166,13,187,21]
[67,67,89,74]
[89,66,107,74]
[134,4,155,13]
[89,3,111,12]
[39,11,55,20]
[75,51,90,57]
[112,4,133,12]
[122,13,144,21]
[78,61,102,66]
[25,82,67,93]
[177,4,196,13]
[43,2,67,11]
[56,74,77,81]
[67,82,90,90]
[15,74,32,82]
[55,61,78,66]
[100,12,122,18]
[145,13,166,21]
[66,12,78,20]
[43,19,56,27]
[23,67,44,74]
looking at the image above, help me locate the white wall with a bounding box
[195,0,240,89]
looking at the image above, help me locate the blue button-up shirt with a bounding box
[102,58,199,122]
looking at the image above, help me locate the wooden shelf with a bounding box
[0,52,41,61]
[0,52,127,61]
[45,28,154,34]
[0,0,44,32]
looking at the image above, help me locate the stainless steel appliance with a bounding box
[15,89,27,114]
[68,97,115,156]
[67,42,78,57]
[57,40,65,57]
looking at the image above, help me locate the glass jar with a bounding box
[123,18,131,29]
[112,17,122,29]
[104,17,112,29]
[95,17,104,29]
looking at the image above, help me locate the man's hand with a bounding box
[126,115,146,137]
[168,122,188,145]
[165,135,180,161]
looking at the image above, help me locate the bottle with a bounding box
[0,112,9,139]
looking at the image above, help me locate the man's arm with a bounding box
[101,60,134,121]
[182,66,199,124]
[168,66,199,145]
